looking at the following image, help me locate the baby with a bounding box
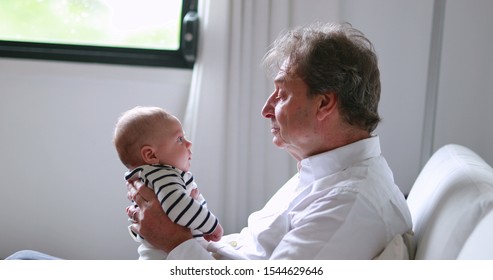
[113,106,223,259]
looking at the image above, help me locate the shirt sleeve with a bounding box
[166,239,215,260]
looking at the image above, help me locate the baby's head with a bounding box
[113,106,192,171]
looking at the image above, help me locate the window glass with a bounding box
[0,0,195,68]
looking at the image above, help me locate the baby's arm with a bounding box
[204,223,224,242]
[187,182,223,242]
[141,166,221,238]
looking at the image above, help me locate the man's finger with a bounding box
[131,180,159,207]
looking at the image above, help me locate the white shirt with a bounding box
[168,136,412,259]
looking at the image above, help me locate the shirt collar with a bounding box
[298,135,381,189]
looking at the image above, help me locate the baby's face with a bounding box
[153,117,192,171]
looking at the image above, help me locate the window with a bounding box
[0,0,198,68]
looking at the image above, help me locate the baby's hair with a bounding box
[113,106,174,168]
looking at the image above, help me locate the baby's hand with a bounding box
[190,188,200,200]
[204,224,224,242]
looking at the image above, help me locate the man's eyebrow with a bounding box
[274,73,286,83]
[275,74,302,84]
[274,78,284,84]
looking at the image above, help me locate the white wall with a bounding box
[1,0,491,259]
[434,0,493,162]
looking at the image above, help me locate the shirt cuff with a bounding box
[166,239,214,260]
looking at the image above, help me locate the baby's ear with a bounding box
[141,145,158,164]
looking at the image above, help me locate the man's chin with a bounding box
[272,137,286,149]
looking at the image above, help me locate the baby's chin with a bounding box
[182,163,191,172]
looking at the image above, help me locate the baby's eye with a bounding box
[177,136,184,143]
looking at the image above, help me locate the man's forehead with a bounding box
[274,59,299,83]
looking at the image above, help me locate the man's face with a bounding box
[261,68,319,160]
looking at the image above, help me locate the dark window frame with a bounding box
[0,0,197,69]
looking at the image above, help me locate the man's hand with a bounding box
[126,180,193,253]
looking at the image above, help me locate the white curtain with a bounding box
[183,0,297,233]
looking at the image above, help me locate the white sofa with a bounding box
[406,144,493,259]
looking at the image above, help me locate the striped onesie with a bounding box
[125,164,219,259]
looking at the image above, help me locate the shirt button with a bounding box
[229,241,238,247]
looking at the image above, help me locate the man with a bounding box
[127,22,412,259]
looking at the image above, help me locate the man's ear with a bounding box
[317,92,338,121]
[141,145,158,164]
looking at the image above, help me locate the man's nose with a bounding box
[261,93,275,118]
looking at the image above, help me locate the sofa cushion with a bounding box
[407,144,493,259]
[457,208,493,259]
